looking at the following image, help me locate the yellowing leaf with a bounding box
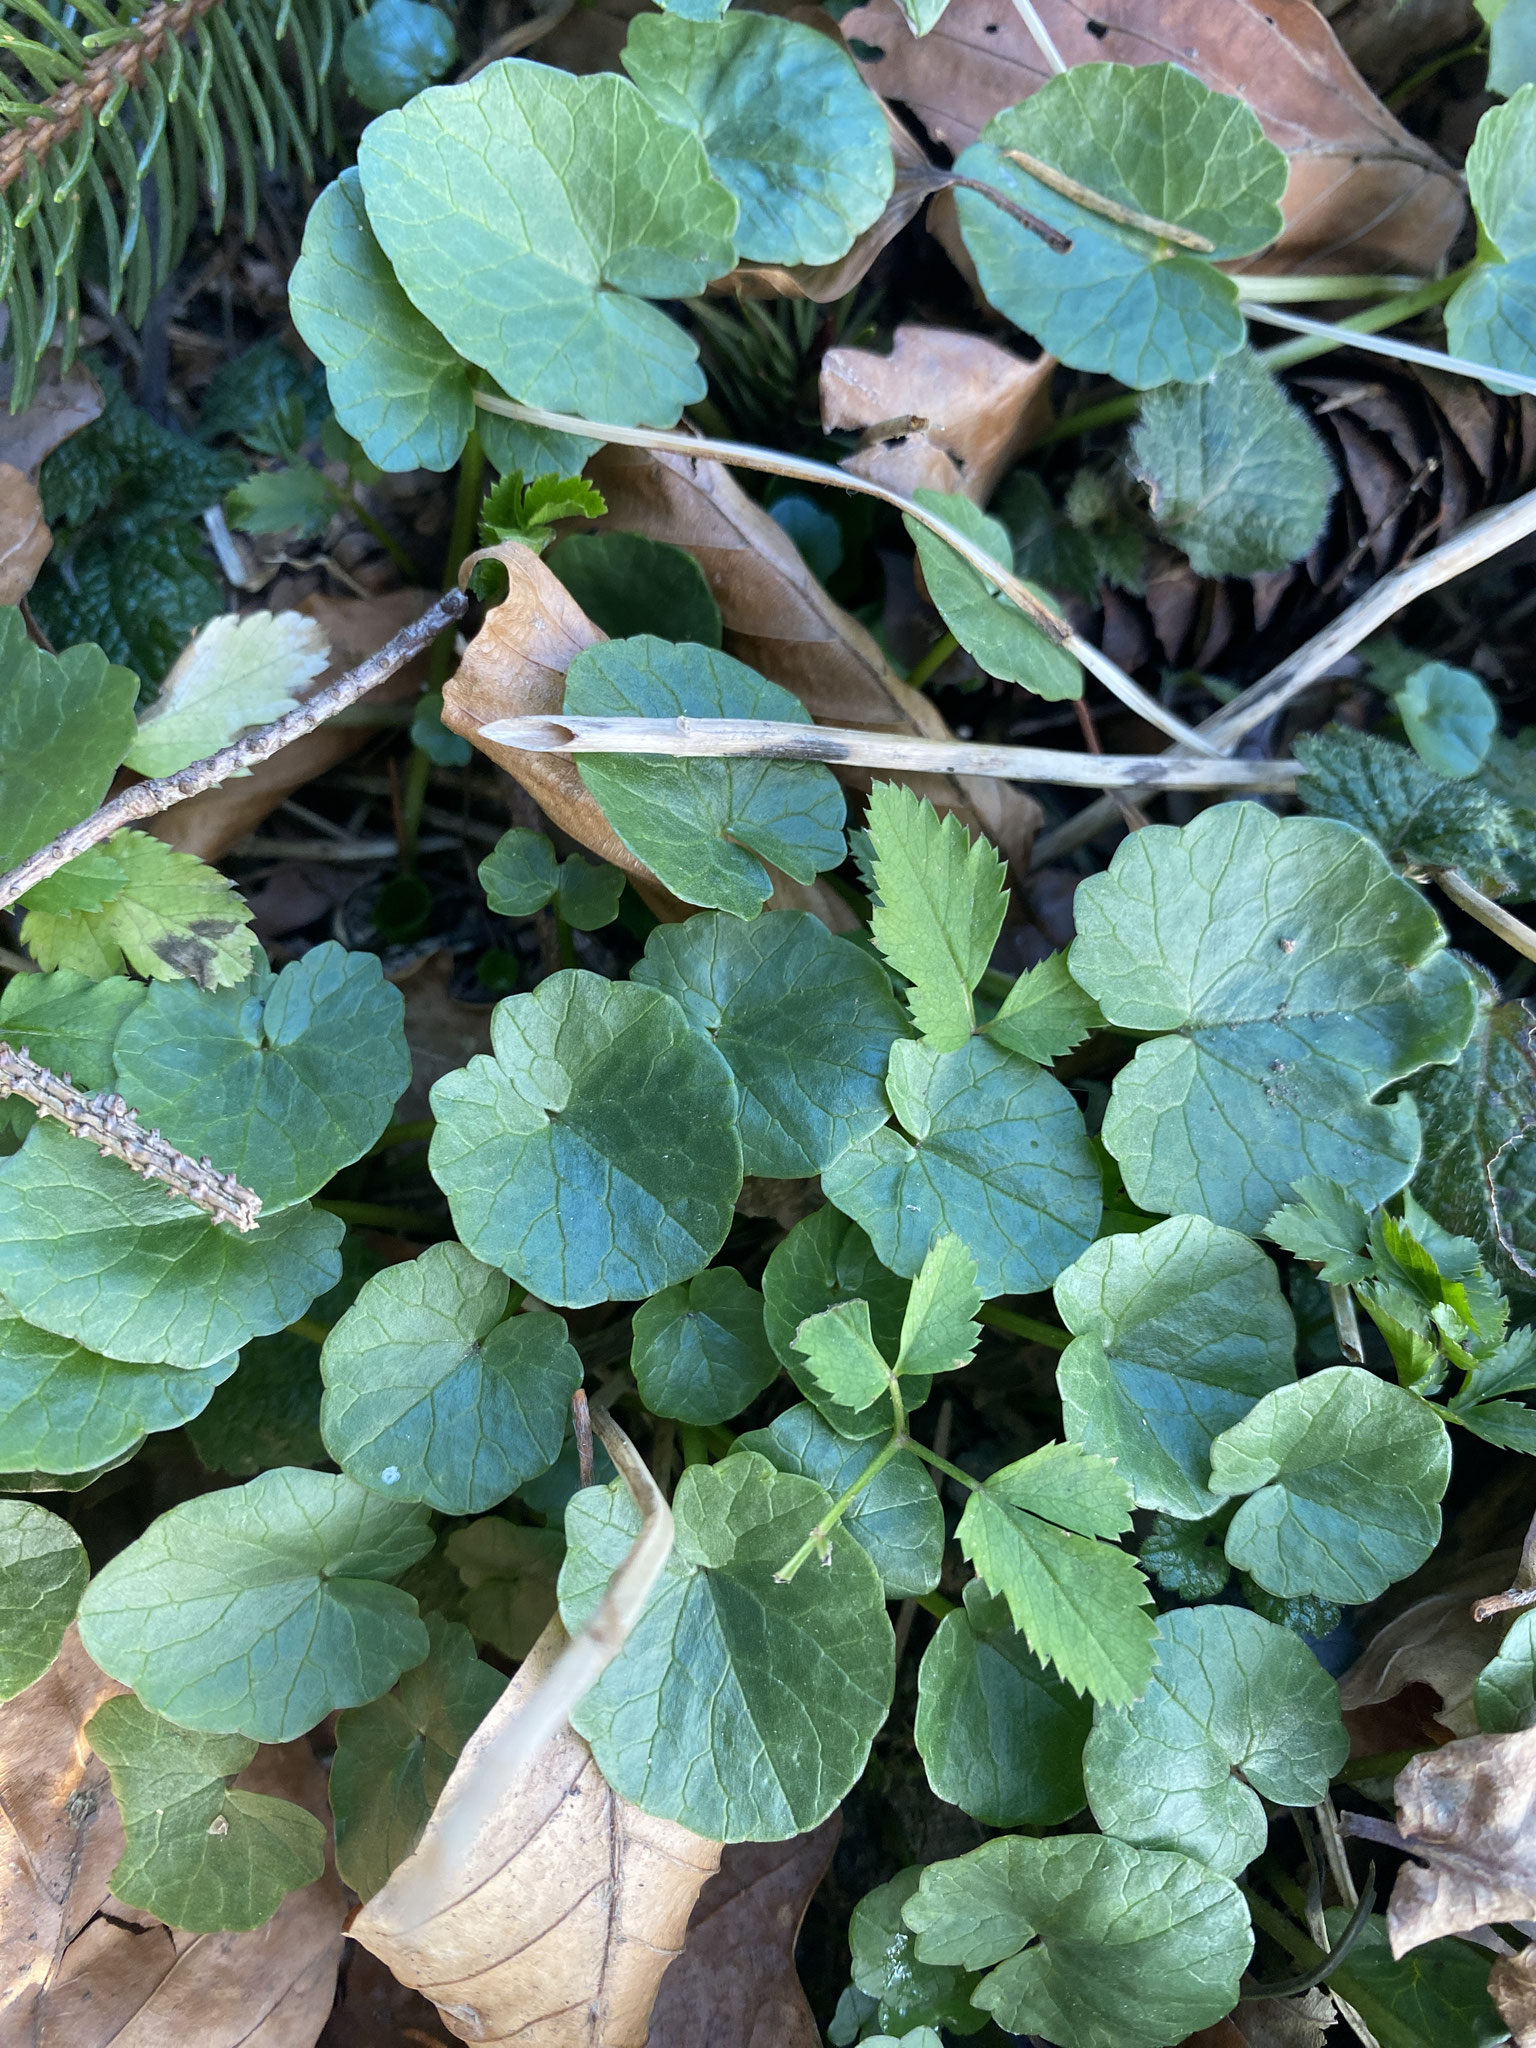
[20,828,258,989]
[126,610,331,777]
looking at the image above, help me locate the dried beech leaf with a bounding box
[0,354,104,478]
[646,1813,841,2048]
[1491,1941,1536,2048]
[351,1616,723,2047]
[0,461,51,606]
[836,0,1464,276]
[1385,1723,1536,1956]
[1338,1552,1523,1740]
[820,325,1054,504]
[581,444,1041,867]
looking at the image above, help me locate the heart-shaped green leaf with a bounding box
[904,490,1081,698]
[761,1205,920,1440]
[446,1517,565,1659]
[0,1499,88,1700]
[546,530,723,647]
[1394,661,1499,779]
[629,1265,779,1425]
[342,0,457,113]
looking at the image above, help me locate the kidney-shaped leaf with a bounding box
[904,1832,1253,2048]
[629,1265,779,1426]
[566,636,847,919]
[430,969,741,1307]
[1209,1365,1452,1603]
[1083,1604,1348,1878]
[0,1500,87,1701]
[560,1449,894,1841]
[761,1205,919,1441]
[77,1467,432,1741]
[1054,1214,1297,1519]
[320,1241,582,1512]
[0,1311,235,1475]
[633,910,908,1177]
[358,62,738,426]
[1072,804,1478,1235]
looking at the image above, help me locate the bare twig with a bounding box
[0,1044,260,1231]
[1002,148,1215,251]
[1429,867,1536,966]
[912,167,1072,252]
[1472,1509,1536,1622]
[477,714,1295,790]
[1244,305,1536,401]
[572,1387,594,1490]
[0,591,467,916]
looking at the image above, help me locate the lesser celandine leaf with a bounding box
[1394,660,1500,779]
[632,910,907,1177]
[865,780,1007,1051]
[904,491,1082,698]
[0,609,137,871]
[124,610,331,777]
[478,826,559,917]
[0,1500,88,1699]
[621,12,892,266]
[21,829,259,990]
[0,1311,236,1474]
[560,1451,893,1840]
[358,62,738,426]
[566,638,846,919]
[629,1266,779,1425]
[1209,1364,1452,1602]
[915,1579,1090,1828]
[320,1242,582,1512]
[1083,1605,1348,1877]
[78,1467,432,1741]
[1071,804,1478,1235]
[761,1206,920,1440]
[850,1869,989,2037]
[1053,1215,1297,1518]
[86,1694,325,1931]
[903,1834,1253,2048]
[546,530,723,647]
[342,0,457,113]
[429,970,741,1307]
[1476,1609,1536,1732]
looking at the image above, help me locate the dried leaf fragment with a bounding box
[1384,1723,1536,1956]
[1491,1941,1536,2048]
[0,460,51,605]
[1339,1552,1523,1739]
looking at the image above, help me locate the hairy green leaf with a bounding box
[0,1499,87,1700]
[343,0,456,112]
[1481,727,1536,898]
[1295,726,1519,897]
[630,1265,778,1425]
[865,781,1007,1051]
[904,490,1081,697]
[0,612,138,872]
[850,1868,989,2038]
[982,951,1104,1064]
[545,530,722,646]
[0,1312,235,1475]
[761,1206,919,1440]
[21,829,259,991]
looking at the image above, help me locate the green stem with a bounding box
[680,1423,711,1469]
[906,629,959,691]
[1231,273,1426,303]
[907,1442,982,1493]
[1386,36,1485,110]
[369,1117,435,1154]
[315,1199,439,1232]
[330,480,423,585]
[288,1315,332,1345]
[1243,1886,1319,1966]
[399,745,431,874]
[917,1590,957,1620]
[979,1303,1070,1351]
[429,428,485,691]
[775,1428,908,1583]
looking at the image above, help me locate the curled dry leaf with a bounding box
[1339,1550,1523,1740]
[820,324,1054,504]
[0,460,51,606]
[0,352,103,478]
[1228,1991,1336,2048]
[1383,1724,1536,1957]
[1491,1941,1536,2048]
[645,1813,841,2048]
[836,0,1464,277]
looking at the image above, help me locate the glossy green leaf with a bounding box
[823,1035,1102,1297]
[1129,351,1336,577]
[111,945,408,1213]
[478,828,560,917]
[1447,254,1536,393]
[623,12,890,265]
[0,1499,87,1700]
[1209,1365,1452,1602]
[903,1834,1253,2048]
[289,171,474,473]
[632,910,908,1177]
[561,1450,893,1840]
[567,637,846,919]
[0,611,138,872]
[1323,1913,1508,2048]
[1072,804,1478,1235]
[21,829,259,991]
[0,1312,235,1475]
[321,1242,581,1511]
[737,1402,942,1598]
[904,490,1082,697]
[1083,1604,1347,1876]
[953,63,1285,389]
[343,0,456,112]
[915,1578,1090,1826]
[330,1613,504,1900]
[850,1868,989,2038]
[545,531,722,646]
[430,970,740,1306]
[1395,661,1499,779]
[1053,1215,1297,1518]
[982,951,1104,1064]
[86,1694,325,1931]
[956,1441,1155,1705]
[630,1266,778,1425]
[78,1467,432,1741]
[761,1206,919,1441]
[358,62,738,426]
[445,1516,565,1659]
[865,780,1006,1050]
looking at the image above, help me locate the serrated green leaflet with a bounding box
[1296,727,1521,898]
[865,780,1007,1051]
[1324,1913,1508,2048]
[429,970,741,1306]
[0,1499,87,1700]
[915,1579,1089,1827]
[632,910,908,1177]
[21,829,259,991]
[629,1266,778,1425]
[1209,1365,1452,1602]
[903,1834,1253,2048]
[546,530,722,646]
[561,1451,893,1840]
[446,1516,565,1658]
[566,638,846,919]
[320,1243,581,1511]
[289,171,474,473]
[953,64,1285,389]
[851,1869,989,2038]
[78,1467,431,1741]
[1053,1215,1297,1518]
[792,1297,890,1414]
[86,1694,325,1931]
[225,466,333,541]
[823,1035,1102,1297]
[983,951,1103,1064]
[895,1233,981,1380]
[1071,804,1478,1235]
[0,613,138,873]
[904,491,1081,698]
[343,0,456,113]
[330,1613,504,1900]
[1395,661,1499,779]
[479,469,607,555]
[738,1402,942,1598]
[358,62,738,426]
[761,1206,920,1440]
[1266,1176,1375,1284]
[1083,1604,1347,1876]
[956,1440,1155,1705]
[1129,352,1336,579]
[622,13,891,266]
[0,1312,235,1474]
[111,945,408,1212]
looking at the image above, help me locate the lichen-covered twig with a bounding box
[0,1043,260,1231]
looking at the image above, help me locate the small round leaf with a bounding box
[343,0,456,113]
[630,1267,779,1425]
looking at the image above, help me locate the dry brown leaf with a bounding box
[820,324,1053,503]
[645,1814,840,2048]
[836,0,1464,276]
[0,461,50,606]
[1383,1724,1536,1957]
[1339,1553,1522,1740]
[1230,1991,1335,2048]
[320,1944,457,2047]
[1319,0,1480,95]
[352,1616,722,2047]
[1177,2024,1245,2048]
[1491,1942,1536,2048]
[581,443,1041,868]
[0,354,103,478]
[390,947,495,1125]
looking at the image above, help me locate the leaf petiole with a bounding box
[775,1370,910,1584]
